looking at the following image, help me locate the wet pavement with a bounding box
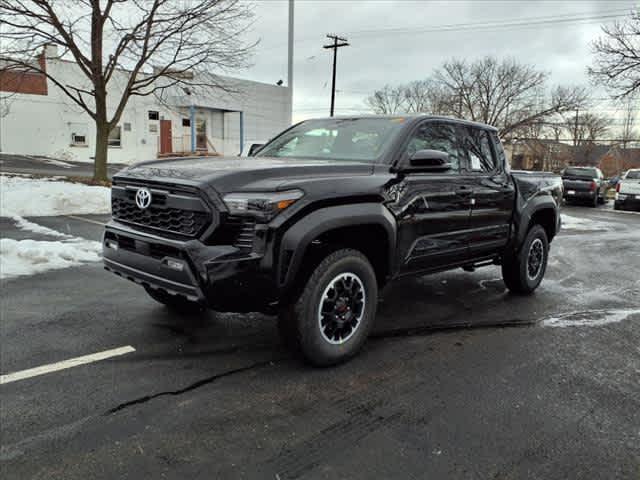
[1,205,639,479]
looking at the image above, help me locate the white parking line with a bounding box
[0,346,135,385]
[66,215,108,226]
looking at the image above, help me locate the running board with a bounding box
[462,258,500,272]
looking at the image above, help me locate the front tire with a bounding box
[278,249,378,366]
[501,225,549,295]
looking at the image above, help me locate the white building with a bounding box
[0,46,292,164]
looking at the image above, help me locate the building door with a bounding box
[196,118,207,151]
[159,119,172,154]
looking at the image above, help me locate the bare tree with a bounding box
[619,96,638,149]
[401,79,452,115]
[0,0,255,181]
[565,112,610,146]
[365,85,406,114]
[431,57,587,138]
[590,9,640,99]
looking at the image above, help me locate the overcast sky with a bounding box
[239,0,638,123]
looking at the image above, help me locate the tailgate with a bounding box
[563,177,593,191]
[620,179,640,195]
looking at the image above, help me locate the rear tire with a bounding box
[591,192,599,207]
[278,249,378,367]
[144,286,204,313]
[501,225,549,295]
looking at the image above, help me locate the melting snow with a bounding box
[0,237,102,280]
[0,175,110,217]
[543,309,640,328]
[1,216,102,280]
[561,214,612,231]
[43,158,73,168]
[11,215,72,238]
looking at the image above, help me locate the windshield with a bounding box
[256,117,406,162]
[625,170,640,179]
[564,167,596,178]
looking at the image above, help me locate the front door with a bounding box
[390,121,474,274]
[159,119,172,154]
[461,127,515,257]
[196,117,207,151]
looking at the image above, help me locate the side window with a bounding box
[461,127,496,173]
[491,132,508,172]
[403,122,460,173]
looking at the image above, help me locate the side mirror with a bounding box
[248,143,264,156]
[406,149,452,172]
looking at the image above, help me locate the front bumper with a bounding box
[103,221,279,313]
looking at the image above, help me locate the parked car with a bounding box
[561,166,607,207]
[614,169,640,211]
[103,115,562,366]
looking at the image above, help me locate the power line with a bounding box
[258,7,633,53]
[347,10,633,37]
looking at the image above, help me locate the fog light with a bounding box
[105,239,119,250]
[165,258,184,271]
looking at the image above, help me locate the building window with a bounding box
[108,126,122,147]
[123,122,132,132]
[148,111,159,120]
[182,118,191,127]
[70,122,88,146]
[71,133,87,146]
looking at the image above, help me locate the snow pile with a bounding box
[561,214,612,231]
[11,215,72,238]
[0,237,102,280]
[1,215,103,280]
[543,308,640,328]
[0,175,110,217]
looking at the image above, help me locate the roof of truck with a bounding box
[304,114,499,132]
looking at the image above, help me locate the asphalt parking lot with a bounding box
[1,205,639,479]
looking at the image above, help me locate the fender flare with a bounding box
[277,203,397,288]
[514,196,559,248]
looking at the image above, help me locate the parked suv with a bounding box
[615,169,640,211]
[104,116,562,365]
[561,166,607,207]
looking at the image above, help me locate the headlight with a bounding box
[617,193,627,200]
[223,190,304,221]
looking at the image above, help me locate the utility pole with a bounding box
[287,0,294,124]
[573,108,579,147]
[323,34,349,117]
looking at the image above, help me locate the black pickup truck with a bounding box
[561,166,607,207]
[103,116,562,365]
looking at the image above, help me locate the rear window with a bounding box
[625,170,640,179]
[564,167,596,178]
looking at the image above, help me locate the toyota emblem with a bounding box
[135,188,152,209]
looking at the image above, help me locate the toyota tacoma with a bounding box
[103,116,562,365]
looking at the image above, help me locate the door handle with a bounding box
[455,185,473,196]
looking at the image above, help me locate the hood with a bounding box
[114,156,375,193]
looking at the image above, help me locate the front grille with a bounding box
[111,184,212,238]
[208,215,256,251]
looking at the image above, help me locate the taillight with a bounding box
[590,180,597,191]
[616,182,621,193]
